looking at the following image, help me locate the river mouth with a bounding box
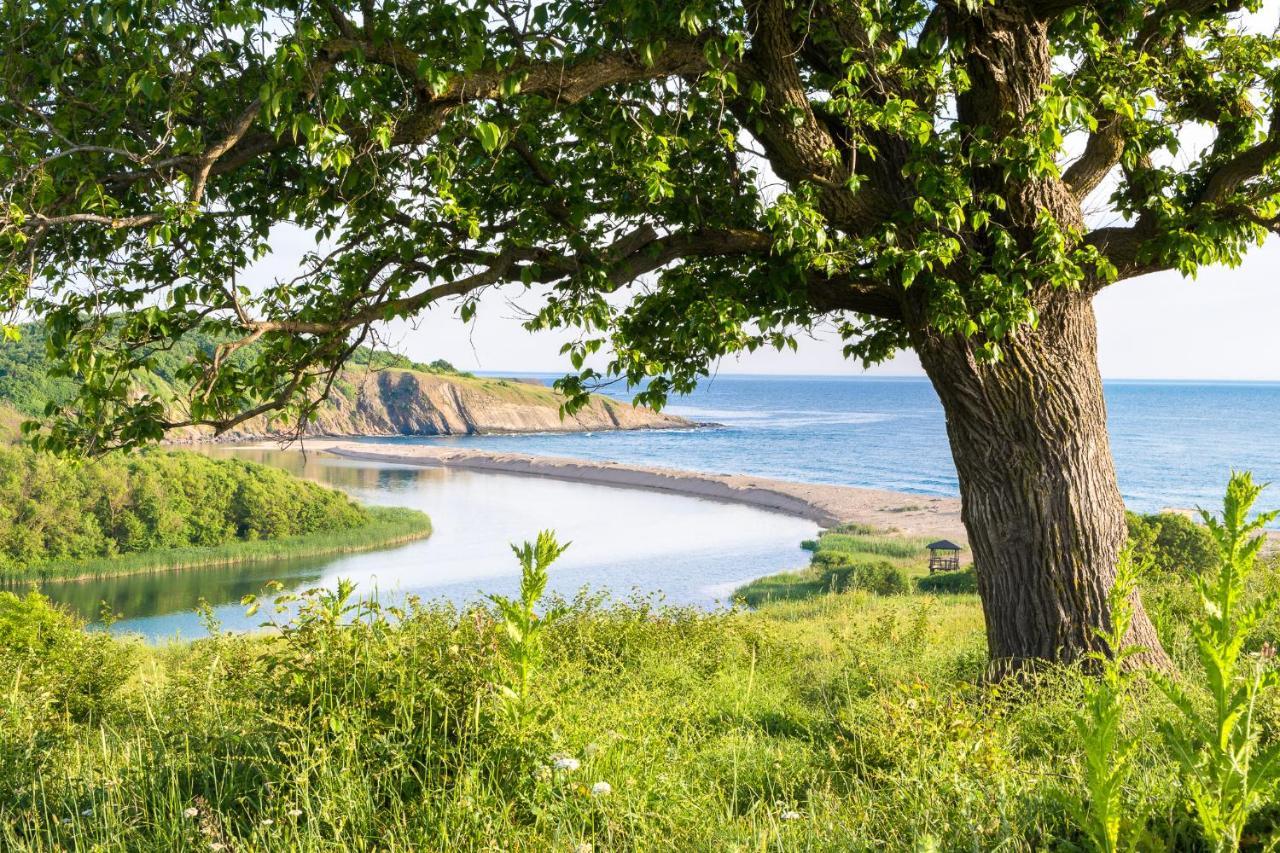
[32,446,817,642]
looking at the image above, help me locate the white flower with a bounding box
[575,844,594,853]
[780,810,803,821]
[552,756,580,772]
[184,807,200,819]
[287,808,303,818]
[261,818,274,826]
[590,781,612,797]
[209,844,227,852]
[80,807,93,816]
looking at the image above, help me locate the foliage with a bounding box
[1,557,1275,850]
[917,567,978,595]
[0,447,369,574]
[18,505,430,582]
[2,1,1278,450]
[1155,472,1280,852]
[0,321,471,423]
[1127,511,1218,576]
[1065,548,1152,853]
[488,530,570,731]
[736,528,921,606]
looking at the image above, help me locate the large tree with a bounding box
[3,0,1279,673]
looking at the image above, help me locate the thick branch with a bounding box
[1063,116,1124,200]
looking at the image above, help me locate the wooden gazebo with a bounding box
[926,539,962,574]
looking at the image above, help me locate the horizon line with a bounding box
[469,369,1280,385]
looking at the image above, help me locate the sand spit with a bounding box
[314,442,969,543]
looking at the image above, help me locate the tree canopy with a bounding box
[2,0,1278,451]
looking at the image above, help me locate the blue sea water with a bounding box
[376,374,1280,519]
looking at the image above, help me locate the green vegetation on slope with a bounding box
[24,506,430,582]
[735,525,926,607]
[740,510,1220,607]
[0,447,427,579]
[1,510,1277,851]
[0,322,475,419]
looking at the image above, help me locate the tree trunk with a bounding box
[914,291,1170,677]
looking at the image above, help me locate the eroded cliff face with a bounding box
[215,370,690,439]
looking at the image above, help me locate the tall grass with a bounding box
[2,480,1278,850]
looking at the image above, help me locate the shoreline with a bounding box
[311,441,970,544]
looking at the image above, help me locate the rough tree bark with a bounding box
[915,291,1171,676]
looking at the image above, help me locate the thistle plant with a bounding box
[488,531,569,732]
[1068,547,1150,853]
[1157,472,1280,852]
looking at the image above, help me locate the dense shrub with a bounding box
[0,448,369,571]
[917,566,979,594]
[0,591,136,808]
[1126,511,1216,575]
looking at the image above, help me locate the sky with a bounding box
[362,237,1280,382]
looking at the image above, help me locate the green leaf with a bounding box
[474,121,502,154]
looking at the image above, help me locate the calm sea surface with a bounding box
[34,375,1280,640]
[427,375,1280,517]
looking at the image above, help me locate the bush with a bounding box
[917,567,978,594]
[848,561,910,596]
[0,588,135,808]
[1126,511,1216,575]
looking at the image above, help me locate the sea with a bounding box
[404,374,1280,518]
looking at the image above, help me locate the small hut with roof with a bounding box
[926,539,962,574]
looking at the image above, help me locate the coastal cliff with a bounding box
[199,369,691,440]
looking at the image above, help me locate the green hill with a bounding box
[0,323,471,419]
[0,324,688,438]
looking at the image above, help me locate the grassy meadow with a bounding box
[4,486,1279,851]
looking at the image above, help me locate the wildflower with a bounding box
[210,845,227,852]
[287,808,303,818]
[552,756,580,772]
[261,818,274,826]
[575,844,594,853]
[591,781,612,797]
[80,807,93,816]
[184,807,200,819]
[780,810,803,821]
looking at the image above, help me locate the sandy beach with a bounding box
[307,441,970,543]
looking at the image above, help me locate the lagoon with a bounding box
[36,448,817,641]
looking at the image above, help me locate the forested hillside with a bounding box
[0,448,372,575]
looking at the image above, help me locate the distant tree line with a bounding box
[0,449,368,570]
[0,322,470,419]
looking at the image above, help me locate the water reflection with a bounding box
[34,445,818,642]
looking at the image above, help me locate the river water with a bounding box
[39,448,817,641]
